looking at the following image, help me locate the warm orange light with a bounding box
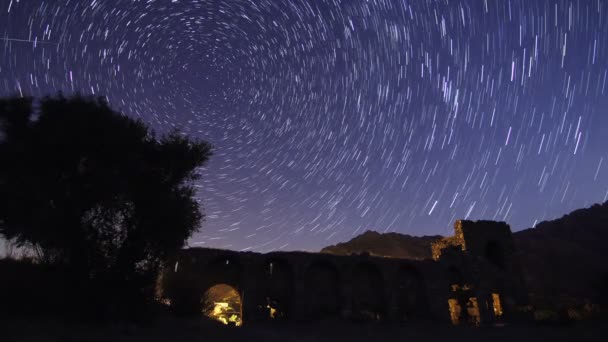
[448,299,461,325]
[203,284,243,327]
[209,302,242,326]
[492,293,503,317]
[266,304,278,319]
[467,297,480,326]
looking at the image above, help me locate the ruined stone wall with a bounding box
[161,247,450,324]
[160,219,529,326]
[431,221,467,260]
[458,220,515,257]
[431,236,461,260]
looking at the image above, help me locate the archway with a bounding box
[395,265,428,320]
[351,263,385,320]
[202,284,243,326]
[264,258,295,319]
[304,260,341,318]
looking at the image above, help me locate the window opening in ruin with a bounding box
[467,297,481,326]
[202,284,242,326]
[492,293,503,317]
[448,299,461,325]
[449,281,480,326]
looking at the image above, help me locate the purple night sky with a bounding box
[1,0,607,253]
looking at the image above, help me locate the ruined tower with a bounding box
[432,220,528,325]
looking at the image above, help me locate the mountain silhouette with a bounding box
[514,202,608,307]
[321,230,442,260]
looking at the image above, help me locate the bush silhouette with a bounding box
[0,94,212,318]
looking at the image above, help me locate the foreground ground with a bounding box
[2,317,607,342]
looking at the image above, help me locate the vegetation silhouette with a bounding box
[0,94,212,320]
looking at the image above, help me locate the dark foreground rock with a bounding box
[2,317,606,342]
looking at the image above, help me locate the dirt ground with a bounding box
[2,317,606,342]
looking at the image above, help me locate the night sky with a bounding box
[1,0,607,253]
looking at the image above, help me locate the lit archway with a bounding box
[202,284,243,326]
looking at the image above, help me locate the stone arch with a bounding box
[350,262,385,320]
[304,259,341,318]
[263,257,295,319]
[202,254,244,296]
[394,264,428,320]
[202,283,243,326]
[485,240,506,270]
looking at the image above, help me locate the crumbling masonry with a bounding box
[160,220,528,326]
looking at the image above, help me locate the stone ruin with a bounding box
[159,220,529,326]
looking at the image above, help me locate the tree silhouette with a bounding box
[0,94,212,315]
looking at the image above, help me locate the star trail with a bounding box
[1,0,607,253]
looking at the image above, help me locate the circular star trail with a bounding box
[1,0,607,252]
